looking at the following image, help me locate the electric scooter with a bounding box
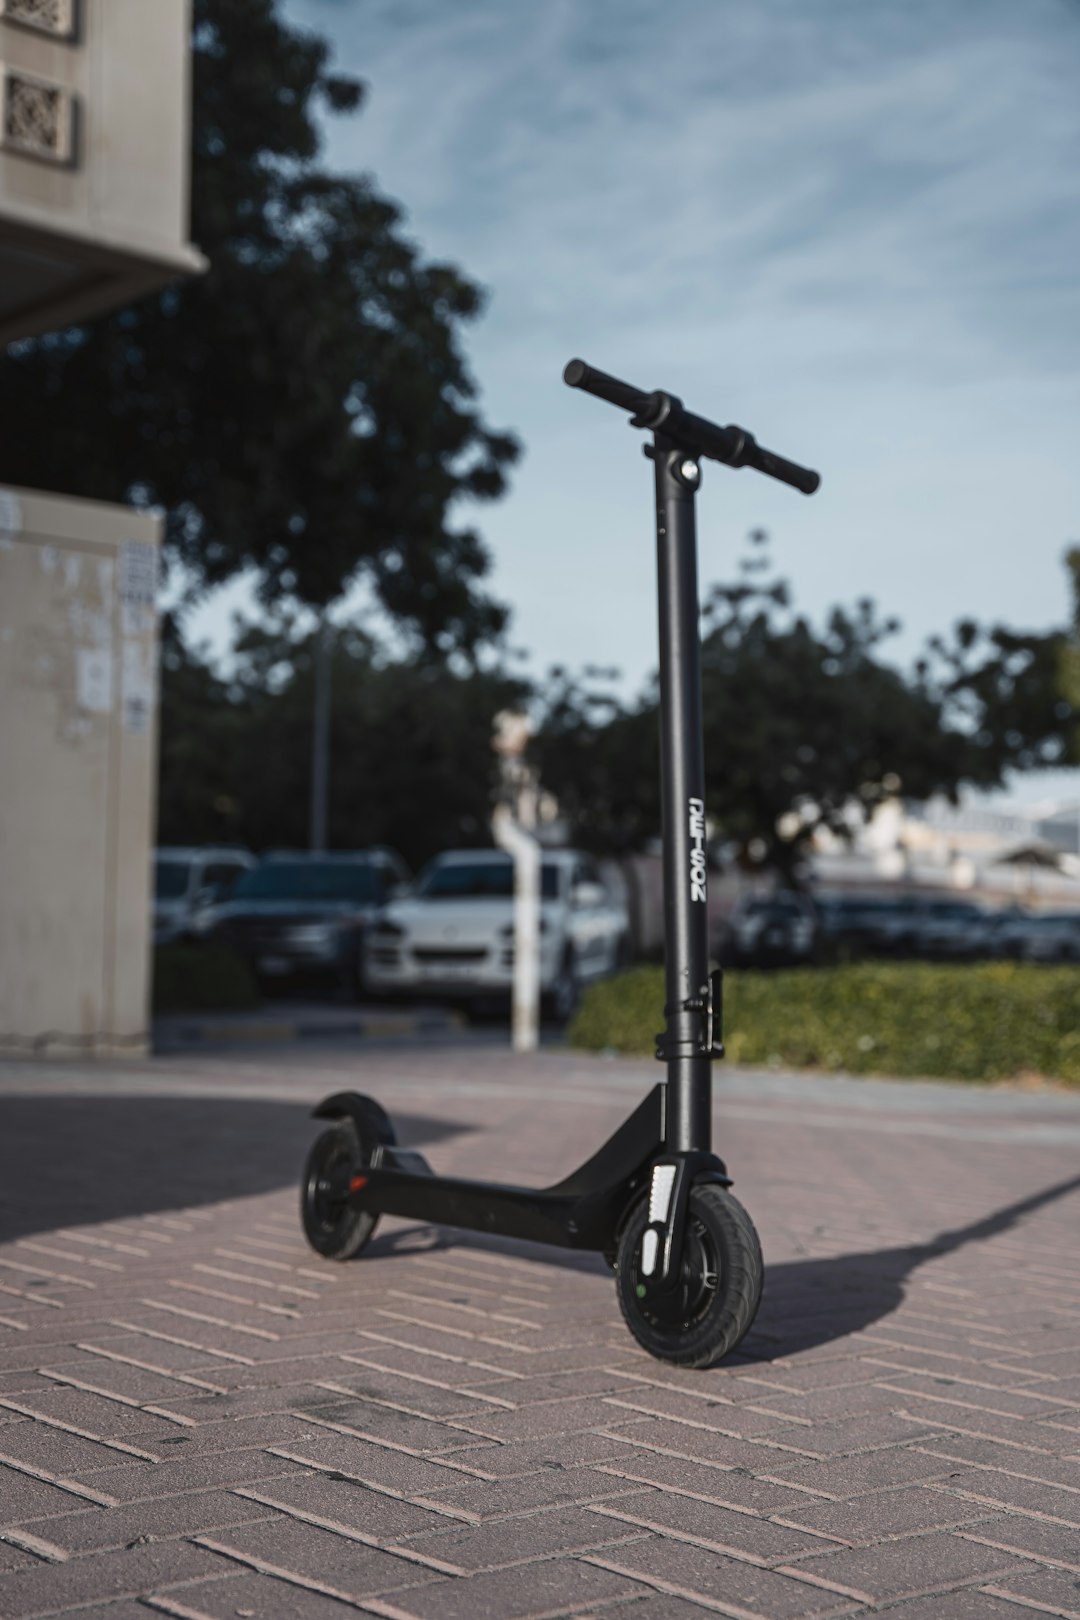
[300,359,821,1367]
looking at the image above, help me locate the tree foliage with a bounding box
[158,615,527,868]
[0,0,519,653]
[531,533,1073,880]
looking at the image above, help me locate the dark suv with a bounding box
[201,850,409,998]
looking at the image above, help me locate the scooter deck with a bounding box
[345,1083,665,1253]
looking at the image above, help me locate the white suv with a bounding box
[365,848,630,1021]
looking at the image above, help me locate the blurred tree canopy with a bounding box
[0,0,518,654]
[531,533,1073,882]
[158,615,527,868]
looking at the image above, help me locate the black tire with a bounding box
[615,1183,763,1368]
[301,1121,380,1260]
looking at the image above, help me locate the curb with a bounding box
[153,1009,464,1049]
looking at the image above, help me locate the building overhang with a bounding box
[0,208,207,346]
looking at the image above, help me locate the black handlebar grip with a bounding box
[563,358,652,417]
[751,444,821,496]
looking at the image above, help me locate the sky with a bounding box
[195,0,1080,795]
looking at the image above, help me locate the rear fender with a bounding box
[312,1091,397,1152]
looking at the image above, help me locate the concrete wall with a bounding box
[0,484,160,1056]
[0,0,204,342]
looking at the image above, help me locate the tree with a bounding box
[531,533,1074,881]
[157,616,528,868]
[0,0,519,655]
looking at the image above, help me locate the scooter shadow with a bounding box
[360,1171,1080,1362]
[0,1095,470,1245]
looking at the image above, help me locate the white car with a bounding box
[365,848,630,1021]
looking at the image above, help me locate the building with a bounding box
[0,0,201,1056]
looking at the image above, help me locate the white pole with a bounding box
[493,804,541,1053]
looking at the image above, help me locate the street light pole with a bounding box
[309,616,332,853]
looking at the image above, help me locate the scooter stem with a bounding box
[651,440,713,1154]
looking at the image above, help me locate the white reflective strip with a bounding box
[649,1164,677,1224]
[641,1228,659,1276]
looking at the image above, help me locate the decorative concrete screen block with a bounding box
[0,0,76,39]
[1,65,75,163]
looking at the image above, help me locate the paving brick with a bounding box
[286,1397,482,1454]
[142,1570,379,1617]
[588,1487,833,1565]
[449,1395,646,1444]
[401,1501,650,1572]
[958,1514,1080,1569]
[773,1412,946,1459]
[758,1446,959,1498]
[587,1535,860,1617]
[773,1483,993,1544]
[411,1463,643,1522]
[0,1540,39,1572]
[412,1430,650,1481]
[873,1589,1056,1618]
[594,1451,818,1516]
[151,1385,350,1423]
[601,1386,810,1441]
[464,1368,646,1406]
[36,1605,164,1619]
[269,1434,486,1496]
[937,1465,1080,1524]
[0,1389,190,1444]
[235,1471,448,1542]
[895,1394,1064,1450]
[38,1358,224,1406]
[918,1431,1080,1487]
[0,1539,229,1618]
[195,1515,442,1598]
[597,1415,814,1472]
[0,1464,98,1526]
[737,1381,904,1423]
[0,1424,140,1478]
[335,1340,517,1388]
[777,1530,1035,1606]
[878,1372,1074,1419]
[312,1365,511,1419]
[13,1489,278,1556]
[373,1557,649,1620]
[129,1413,322,1460]
[67,1448,308,1502]
[985,1563,1080,1616]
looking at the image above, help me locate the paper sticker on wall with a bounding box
[119,541,158,636]
[121,639,155,733]
[76,647,114,714]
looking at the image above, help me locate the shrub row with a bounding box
[152,942,260,1014]
[570,961,1080,1085]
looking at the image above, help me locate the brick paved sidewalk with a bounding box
[0,1047,1078,1619]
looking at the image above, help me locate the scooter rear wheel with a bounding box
[615,1184,763,1368]
[301,1121,378,1261]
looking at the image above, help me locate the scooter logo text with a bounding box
[688,798,707,903]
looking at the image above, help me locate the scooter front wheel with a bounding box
[301,1121,379,1261]
[615,1184,763,1368]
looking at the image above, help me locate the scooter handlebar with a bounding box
[563,357,820,495]
[562,358,653,417]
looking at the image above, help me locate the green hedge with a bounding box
[570,962,1080,1085]
[152,942,261,1014]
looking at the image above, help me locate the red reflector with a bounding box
[350,1175,368,1192]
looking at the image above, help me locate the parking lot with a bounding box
[1,1039,1079,1618]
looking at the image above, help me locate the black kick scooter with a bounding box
[300,359,821,1367]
